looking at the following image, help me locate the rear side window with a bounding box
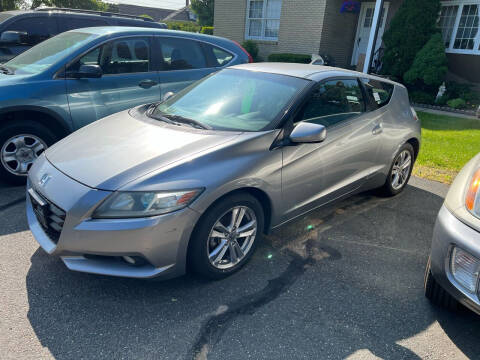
[58,17,109,32]
[203,44,234,67]
[68,37,150,75]
[361,78,394,109]
[300,78,365,127]
[158,37,207,70]
[5,16,58,45]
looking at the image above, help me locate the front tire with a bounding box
[0,121,56,185]
[424,257,459,311]
[188,193,264,280]
[379,143,414,196]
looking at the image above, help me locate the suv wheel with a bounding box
[0,121,57,185]
[189,193,264,279]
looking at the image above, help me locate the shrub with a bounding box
[166,21,201,33]
[268,53,311,64]
[410,91,435,105]
[200,26,214,35]
[404,34,447,90]
[241,40,260,62]
[382,0,441,80]
[447,98,467,109]
[435,94,449,105]
[445,81,479,102]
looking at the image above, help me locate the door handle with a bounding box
[138,79,158,89]
[372,123,383,135]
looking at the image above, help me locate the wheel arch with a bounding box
[0,106,71,140]
[193,187,273,236]
[406,137,420,160]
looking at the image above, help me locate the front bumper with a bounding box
[26,154,200,279]
[430,204,480,315]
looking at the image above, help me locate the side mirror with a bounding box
[0,31,27,44]
[289,122,327,143]
[70,64,103,79]
[162,91,175,102]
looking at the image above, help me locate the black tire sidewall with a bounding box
[189,193,264,279]
[0,121,57,185]
[383,143,415,196]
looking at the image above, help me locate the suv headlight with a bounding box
[466,169,480,219]
[92,189,203,219]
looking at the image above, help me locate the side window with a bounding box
[204,44,234,67]
[6,16,58,45]
[158,37,207,70]
[361,78,394,109]
[58,17,109,32]
[300,79,365,127]
[68,37,150,75]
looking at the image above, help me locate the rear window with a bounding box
[204,43,234,67]
[361,78,394,109]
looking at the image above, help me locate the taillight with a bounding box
[233,40,253,63]
[411,107,419,121]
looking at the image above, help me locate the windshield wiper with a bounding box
[161,114,211,130]
[0,64,13,75]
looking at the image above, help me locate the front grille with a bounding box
[29,188,66,244]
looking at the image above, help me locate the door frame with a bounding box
[351,1,390,66]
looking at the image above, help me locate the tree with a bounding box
[0,0,27,11]
[404,33,447,91]
[381,0,441,81]
[31,0,108,11]
[191,0,214,26]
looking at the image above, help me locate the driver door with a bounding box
[65,36,160,130]
[281,78,380,222]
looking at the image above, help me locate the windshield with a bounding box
[5,31,99,75]
[0,12,14,24]
[151,69,310,131]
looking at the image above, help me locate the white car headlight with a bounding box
[465,168,480,219]
[92,189,203,218]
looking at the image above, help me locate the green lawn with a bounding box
[413,111,480,184]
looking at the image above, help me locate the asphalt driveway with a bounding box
[1,177,479,359]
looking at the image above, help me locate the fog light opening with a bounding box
[122,255,148,267]
[450,246,480,294]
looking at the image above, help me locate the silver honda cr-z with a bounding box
[27,63,421,280]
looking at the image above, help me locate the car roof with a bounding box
[230,62,399,85]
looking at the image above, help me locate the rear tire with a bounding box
[424,257,459,311]
[188,193,264,280]
[0,121,57,185]
[379,143,414,196]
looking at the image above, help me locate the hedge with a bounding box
[200,26,214,35]
[166,21,201,33]
[268,53,311,64]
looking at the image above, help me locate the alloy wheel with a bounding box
[207,206,258,270]
[391,150,412,191]
[1,134,47,176]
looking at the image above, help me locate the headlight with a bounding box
[92,189,203,218]
[465,168,480,218]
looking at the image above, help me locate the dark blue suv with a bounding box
[0,27,251,183]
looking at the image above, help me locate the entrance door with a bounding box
[351,2,390,66]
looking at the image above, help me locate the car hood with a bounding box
[45,110,240,190]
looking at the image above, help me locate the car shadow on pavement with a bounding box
[25,184,480,360]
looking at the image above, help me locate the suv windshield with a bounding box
[5,31,99,75]
[151,69,310,131]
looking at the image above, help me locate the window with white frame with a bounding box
[440,1,480,54]
[245,0,282,41]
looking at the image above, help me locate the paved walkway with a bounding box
[415,106,478,120]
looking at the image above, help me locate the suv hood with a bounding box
[45,110,239,190]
